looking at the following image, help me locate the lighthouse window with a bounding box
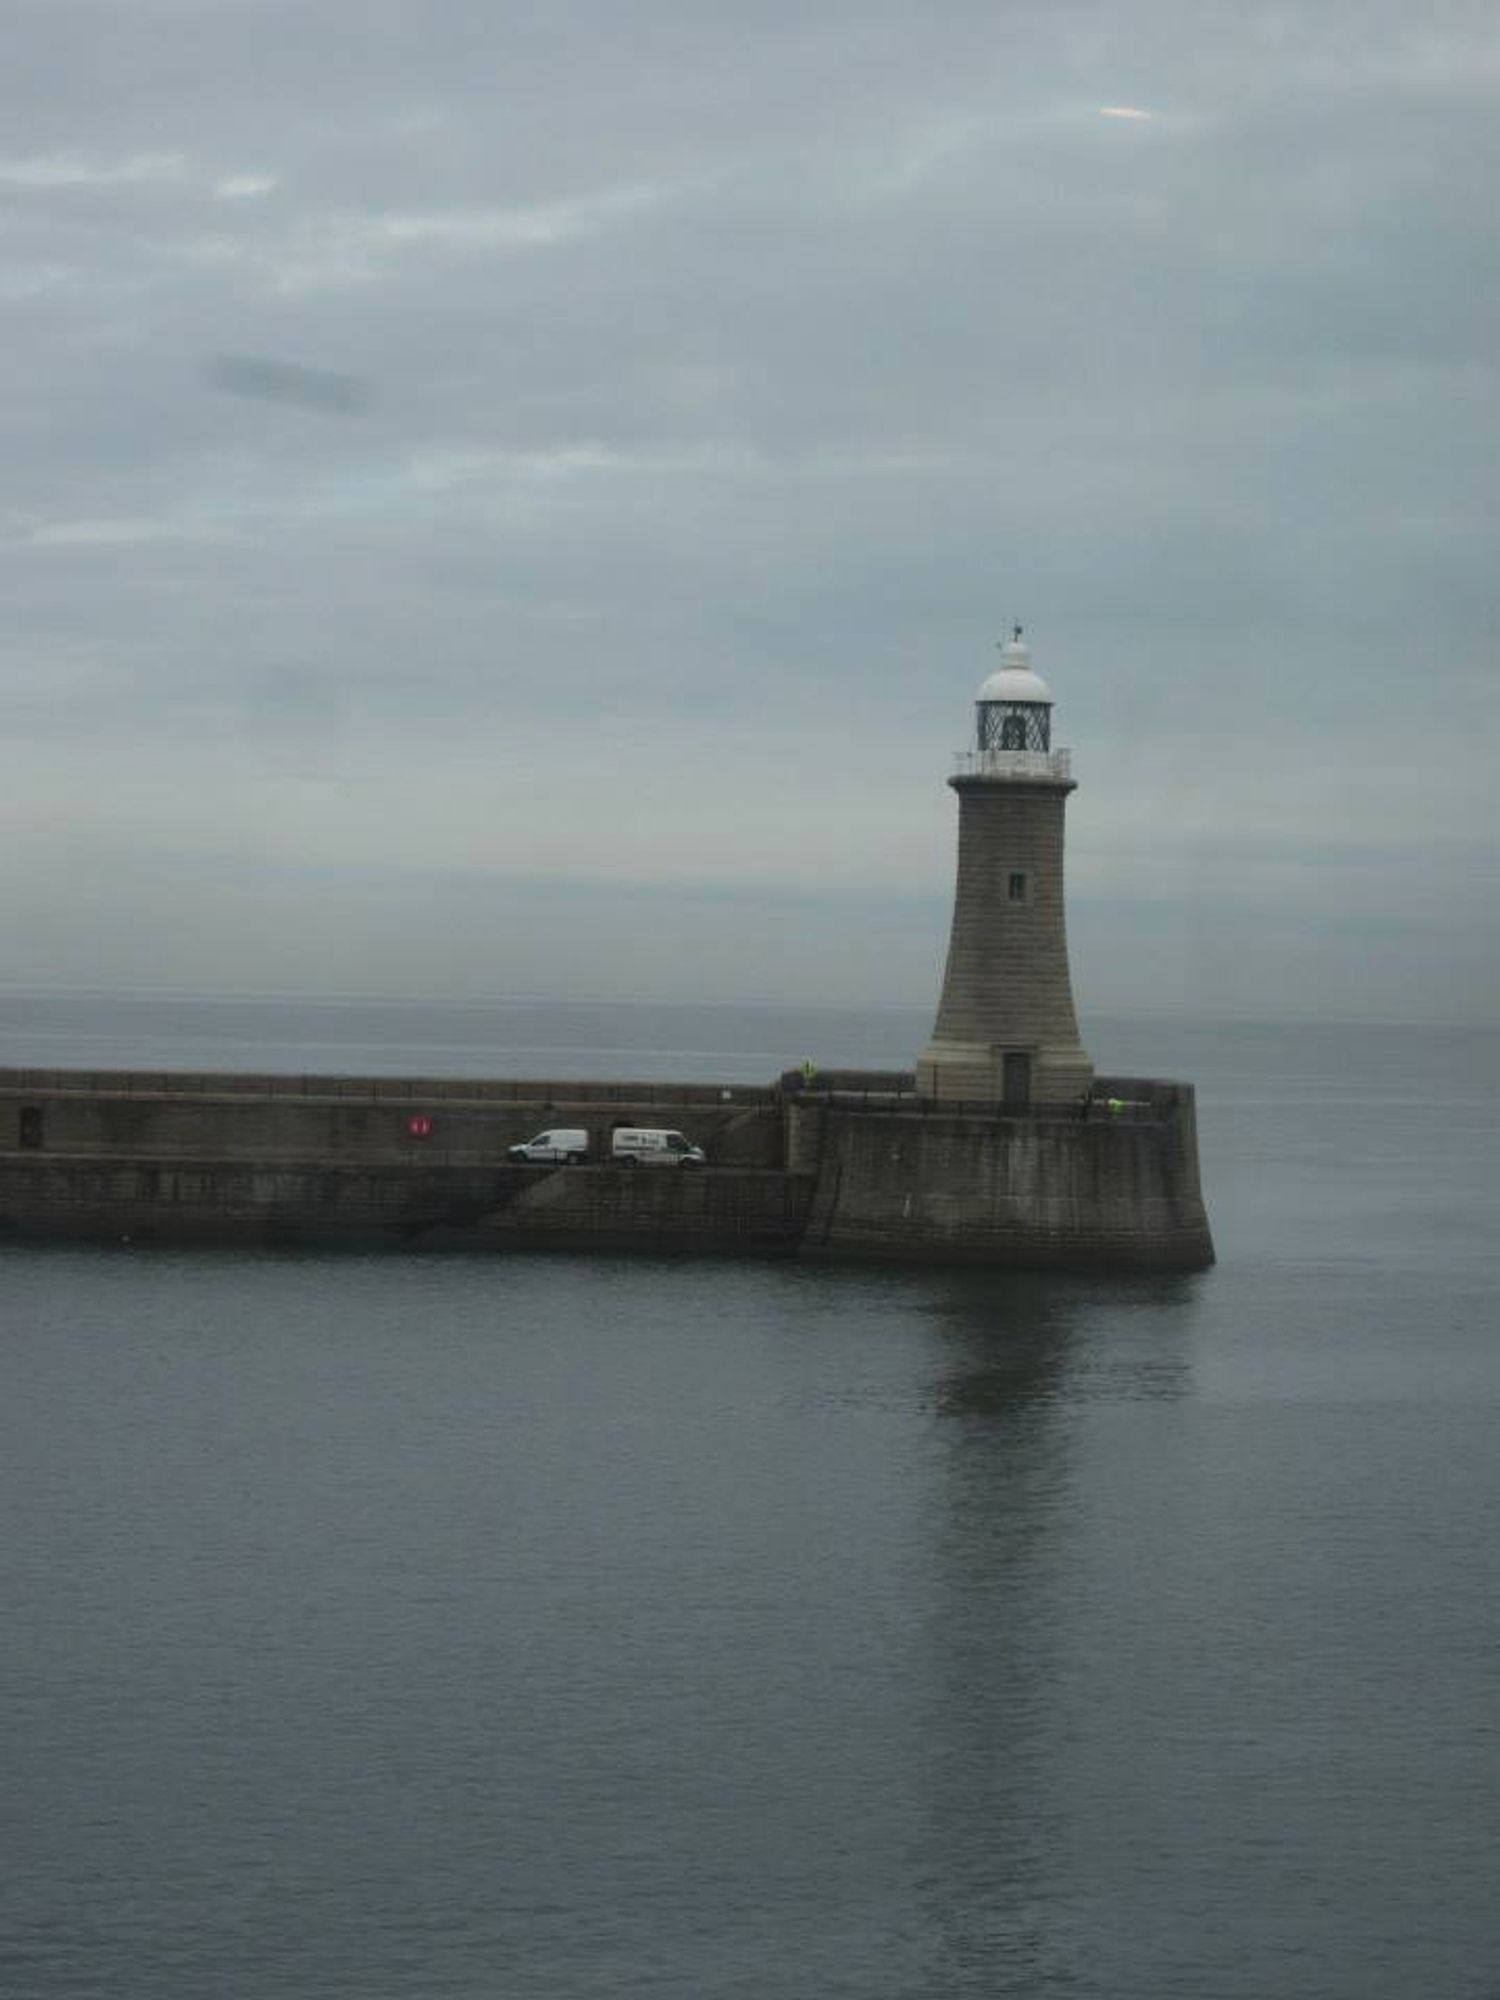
[1000,712,1027,750]
[1008,872,1028,902]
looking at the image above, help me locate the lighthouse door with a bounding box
[1001,1052,1032,1109]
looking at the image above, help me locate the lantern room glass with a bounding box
[978,702,1051,752]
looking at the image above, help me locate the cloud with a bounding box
[0,0,1493,1020]
[206,353,372,415]
[5,513,239,549]
[172,180,670,294]
[212,173,276,200]
[0,148,188,188]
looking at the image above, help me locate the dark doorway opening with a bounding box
[19,1106,43,1149]
[1001,1053,1032,1109]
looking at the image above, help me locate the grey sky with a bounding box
[2,1,1495,1023]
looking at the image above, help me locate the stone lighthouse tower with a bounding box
[917,629,1094,1107]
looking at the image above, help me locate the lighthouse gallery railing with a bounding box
[951,748,1072,782]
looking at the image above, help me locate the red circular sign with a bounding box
[407,1115,434,1139]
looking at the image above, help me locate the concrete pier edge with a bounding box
[0,1066,1214,1271]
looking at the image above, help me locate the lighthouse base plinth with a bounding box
[798,1077,1214,1273]
[916,1039,1093,1108]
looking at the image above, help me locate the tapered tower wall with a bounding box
[917,632,1094,1106]
[918,775,1093,1103]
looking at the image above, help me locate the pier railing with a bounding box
[0,1067,777,1108]
[787,1072,1186,1125]
[0,1067,1185,1125]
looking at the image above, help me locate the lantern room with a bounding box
[975,626,1053,753]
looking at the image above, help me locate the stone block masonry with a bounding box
[801,1084,1213,1272]
[920,779,1093,1103]
[917,631,1098,1106]
[0,1068,1213,1271]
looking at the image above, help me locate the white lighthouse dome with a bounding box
[976,632,1052,705]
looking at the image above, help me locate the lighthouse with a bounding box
[916,630,1094,1107]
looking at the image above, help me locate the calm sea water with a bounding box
[2,996,1498,1999]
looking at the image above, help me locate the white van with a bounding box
[507,1128,589,1165]
[611,1127,706,1168]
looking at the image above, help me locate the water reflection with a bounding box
[925,1272,1201,1417]
[910,1273,1199,1993]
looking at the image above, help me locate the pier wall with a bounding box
[0,1068,1213,1271]
[0,1071,781,1169]
[0,1155,811,1254]
[797,1081,1213,1272]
